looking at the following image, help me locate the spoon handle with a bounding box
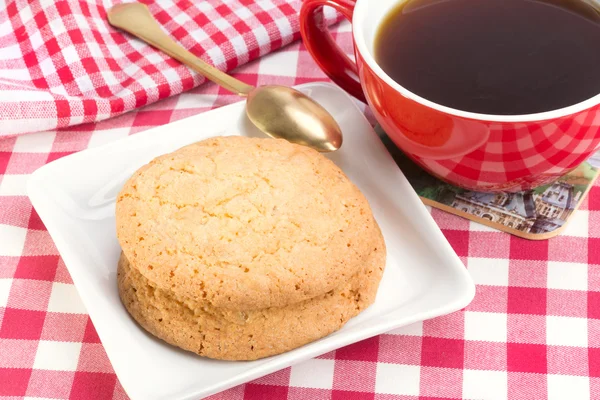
[107,3,254,97]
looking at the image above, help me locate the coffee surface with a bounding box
[374,0,600,115]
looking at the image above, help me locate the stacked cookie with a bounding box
[115,136,386,360]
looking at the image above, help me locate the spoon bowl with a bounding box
[246,85,343,152]
[107,3,343,152]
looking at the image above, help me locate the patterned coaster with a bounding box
[375,125,600,239]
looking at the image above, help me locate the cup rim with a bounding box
[352,0,600,123]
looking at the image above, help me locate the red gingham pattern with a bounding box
[1,21,600,400]
[417,114,600,192]
[0,0,337,136]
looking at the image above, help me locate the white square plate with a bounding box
[28,82,475,400]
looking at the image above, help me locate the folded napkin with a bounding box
[0,0,337,136]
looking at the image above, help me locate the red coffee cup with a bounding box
[300,0,600,192]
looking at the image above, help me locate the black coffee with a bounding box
[374,0,600,115]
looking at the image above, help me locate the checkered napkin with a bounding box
[0,0,337,136]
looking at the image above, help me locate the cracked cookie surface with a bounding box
[117,225,385,360]
[116,136,380,310]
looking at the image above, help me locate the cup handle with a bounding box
[300,0,366,102]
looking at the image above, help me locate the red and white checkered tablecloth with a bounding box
[0,0,338,136]
[2,19,600,400]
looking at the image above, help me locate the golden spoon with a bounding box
[107,3,342,152]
